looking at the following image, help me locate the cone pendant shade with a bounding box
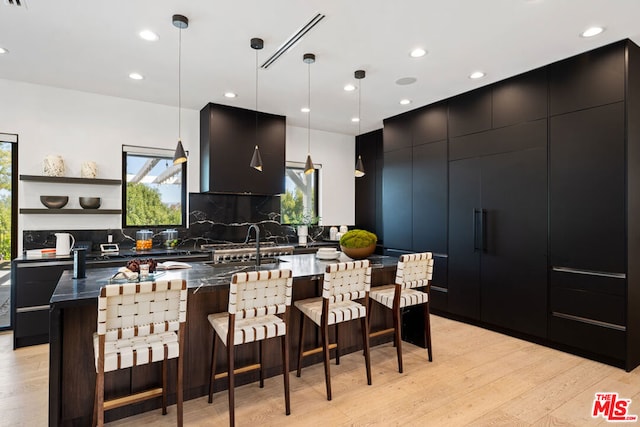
[250,145,263,171]
[173,140,187,165]
[355,155,365,177]
[304,154,314,174]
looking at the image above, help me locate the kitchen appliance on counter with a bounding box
[55,232,75,256]
[201,242,294,264]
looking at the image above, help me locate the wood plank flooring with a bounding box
[2,315,640,426]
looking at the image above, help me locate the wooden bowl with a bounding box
[40,195,68,209]
[340,243,376,260]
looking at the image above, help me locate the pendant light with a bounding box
[303,53,315,174]
[172,14,188,165]
[249,37,264,171]
[354,69,366,177]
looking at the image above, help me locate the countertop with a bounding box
[50,253,398,307]
[14,248,208,264]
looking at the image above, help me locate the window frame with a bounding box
[121,145,187,228]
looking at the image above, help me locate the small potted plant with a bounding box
[339,229,377,259]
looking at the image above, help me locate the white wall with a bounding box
[285,125,355,226]
[0,78,356,251]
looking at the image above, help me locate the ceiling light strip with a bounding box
[261,13,325,69]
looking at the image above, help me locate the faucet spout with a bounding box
[247,224,261,267]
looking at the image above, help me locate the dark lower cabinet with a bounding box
[448,145,547,337]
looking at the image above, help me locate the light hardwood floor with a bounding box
[2,315,640,426]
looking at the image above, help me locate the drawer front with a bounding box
[550,268,626,296]
[549,314,625,361]
[14,309,49,339]
[15,264,67,307]
[550,287,625,327]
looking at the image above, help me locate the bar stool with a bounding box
[295,260,372,401]
[208,269,293,426]
[369,252,434,373]
[93,279,187,427]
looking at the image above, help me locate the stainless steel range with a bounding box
[201,242,294,264]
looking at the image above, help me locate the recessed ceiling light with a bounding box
[139,30,159,41]
[396,77,417,86]
[129,72,144,80]
[301,107,310,113]
[224,92,237,98]
[344,84,356,92]
[0,47,7,54]
[469,71,486,79]
[351,117,360,122]
[400,99,411,105]
[410,48,427,58]
[581,26,604,38]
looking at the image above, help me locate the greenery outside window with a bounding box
[122,145,187,227]
[281,162,319,225]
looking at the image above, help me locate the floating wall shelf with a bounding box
[19,175,122,185]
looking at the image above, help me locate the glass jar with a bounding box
[135,230,153,250]
[162,229,179,248]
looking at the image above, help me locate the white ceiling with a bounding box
[1,0,640,136]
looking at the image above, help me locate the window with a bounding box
[281,162,319,225]
[122,145,186,227]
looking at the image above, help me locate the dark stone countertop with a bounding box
[14,248,208,264]
[50,253,398,307]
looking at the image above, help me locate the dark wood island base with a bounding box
[48,255,400,426]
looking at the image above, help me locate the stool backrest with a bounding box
[229,269,293,319]
[323,260,371,302]
[396,252,434,290]
[97,279,188,341]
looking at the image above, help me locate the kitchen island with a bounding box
[48,254,399,426]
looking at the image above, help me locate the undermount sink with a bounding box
[205,261,282,281]
[205,258,281,269]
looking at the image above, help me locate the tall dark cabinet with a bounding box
[447,73,548,338]
[377,39,640,369]
[382,103,449,310]
[547,41,640,368]
[200,103,285,195]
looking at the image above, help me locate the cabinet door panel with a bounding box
[382,147,412,251]
[412,140,447,254]
[492,69,547,128]
[412,103,447,145]
[448,158,481,319]
[480,148,548,338]
[383,115,413,152]
[549,102,625,272]
[448,87,492,137]
[549,41,625,115]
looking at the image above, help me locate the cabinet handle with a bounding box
[473,209,481,251]
[481,209,487,252]
[551,266,626,279]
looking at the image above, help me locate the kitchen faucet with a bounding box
[244,224,261,267]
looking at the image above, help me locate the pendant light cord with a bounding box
[178,26,182,141]
[307,60,311,154]
[255,46,259,141]
[358,76,362,136]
